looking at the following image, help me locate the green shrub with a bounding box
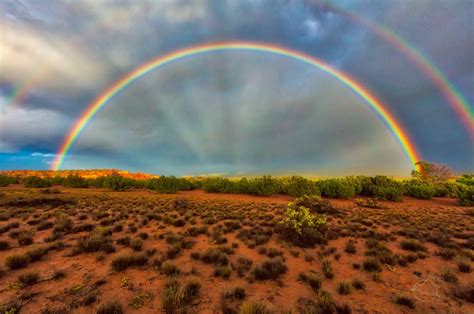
[24,176,52,188]
[0,175,17,187]
[280,176,319,197]
[457,185,474,206]
[403,180,435,199]
[253,257,287,280]
[394,295,415,309]
[456,174,474,186]
[76,234,115,254]
[400,240,426,252]
[247,176,280,196]
[279,198,327,247]
[62,174,88,188]
[111,253,148,271]
[96,300,123,314]
[322,258,333,279]
[18,272,40,287]
[161,261,181,276]
[299,271,322,291]
[214,265,232,279]
[363,257,382,272]
[374,185,403,201]
[183,277,201,302]
[5,254,30,269]
[344,240,356,254]
[147,176,181,193]
[451,282,474,303]
[441,268,458,283]
[317,178,355,199]
[103,175,135,191]
[434,182,461,197]
[161,280,185,314]
[202,177,235,193]
[337,280,353,295]
[352,279,366,290]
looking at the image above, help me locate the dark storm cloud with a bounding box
[0,0,472,173]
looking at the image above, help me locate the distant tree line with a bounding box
[0,161,472,205]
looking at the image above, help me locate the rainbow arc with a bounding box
[52,41,421,170]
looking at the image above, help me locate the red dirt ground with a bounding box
[0,187,472,313]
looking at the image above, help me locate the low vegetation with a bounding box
[0,164,472,313]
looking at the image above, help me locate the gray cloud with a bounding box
[0,0,471,173]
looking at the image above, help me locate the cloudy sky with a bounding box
[0,0,472,176]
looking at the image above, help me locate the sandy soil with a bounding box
[0,187,472,313]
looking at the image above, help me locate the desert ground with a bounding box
[0,186,472,314]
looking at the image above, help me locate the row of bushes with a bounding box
[0,175,19,187]
[1,173,472,205]
[201,175,473,204]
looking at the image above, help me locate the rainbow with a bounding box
[52,41,421,170]
[320,2,473,137]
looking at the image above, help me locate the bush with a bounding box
[299,271,322,291]
[280,176,319,197]
[451,282,474,303]
[161,280,185,314]
[26,247,49,262]
[214,265,232,279]
[441,268,458,283]
[0,175,17,187]
[352,279,366,290]
[62,174,88,188]
[279,197,327,247]
[202,177,235,193]
[317,178,355,199]
[96,300,123,314]
[111,253,148,271]
[394,295,415,309]
[76,234,115,254]
[5,254,30,269]
[373,185,403,201]
[456,174,474,186]
[202,176,281,196]
[363,257,382,272]
[400,240,426,252]
[344,240,356,254]
[403,180,435,199]
[322,258,333,279]
[183,278,201,302]
[247,176,280,196]
[161,261,181,276]
[359,176,403,201]
[103,175,135,191]
[18,272,40,287]
[337,280,353,295]
[253,257,287,280]
[147,176,181,193]
[434,182,460,197]
[24,176,52,188]
[457,185,474,206]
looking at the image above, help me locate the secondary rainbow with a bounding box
[52,41,421,170]
[321,1,473,137]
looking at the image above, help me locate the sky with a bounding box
[0,0,472,176]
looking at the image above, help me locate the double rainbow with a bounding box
[52,41,420,170]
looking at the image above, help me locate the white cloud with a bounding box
[0,21,106,91]
[0,100,71,153]
[304,18,321,38]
